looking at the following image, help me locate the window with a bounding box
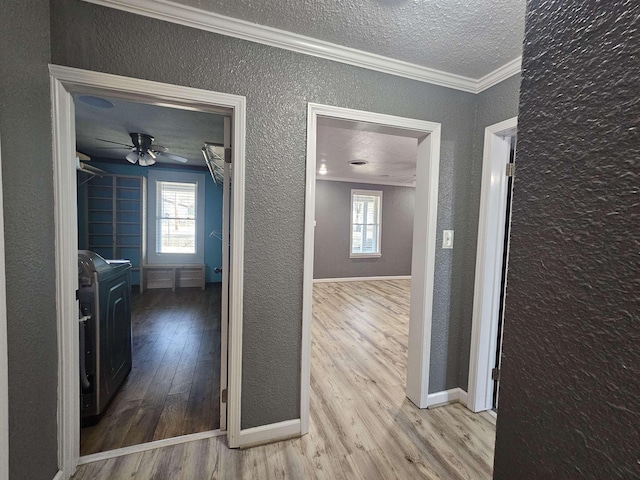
[350,189,382,257]
[147,170,205,264]
[156,181,197,254]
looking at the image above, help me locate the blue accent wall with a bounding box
[77,160,223,284]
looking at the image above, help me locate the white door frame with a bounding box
[0,137,10,480]
[467,117,517,412]
[49,65,246,479]
[219,117,231,432]
[301,103,441,432]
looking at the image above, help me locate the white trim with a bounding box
[219,117,231,432]
[303,103,440,434]
[426,388,468,408]
[313,275,411,283]
[467,117,517,413]
[80,0,518,94]
[52,471,65,480]
[317,176,415,188]
[0,138,9,480]
[78,430,225,465]
[405,128,440,408]
[476,57,522,92]
[238,419,301,449]
[49,65,246,479]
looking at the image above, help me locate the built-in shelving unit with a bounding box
[84,174,147,285]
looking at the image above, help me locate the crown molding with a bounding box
[476,56,522,92]
[317,176,416,188]
[81,0,520,94]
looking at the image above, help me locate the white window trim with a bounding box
[147,170,206,265]
[350,189,383,258]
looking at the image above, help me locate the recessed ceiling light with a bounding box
[78,95,114,109]
[318,164,328,175]
[349,160,368,166]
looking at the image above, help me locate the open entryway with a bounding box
[74,95,231,456]
[50,66,246,479]
[301,104,442,435]
[467,117,518,413]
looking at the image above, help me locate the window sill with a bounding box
[350,253,382,259]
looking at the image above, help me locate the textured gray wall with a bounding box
[49,0,480,425]
[494,1,639,478]
[456,74,521,390]
[313,181,414,279]
[0,1,58,479]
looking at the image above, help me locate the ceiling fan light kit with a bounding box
[96,132,189,166]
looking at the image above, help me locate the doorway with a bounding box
[467,117,518,413]
[301,104,442,432]
[74,95,228,456]
[50,65,246,477]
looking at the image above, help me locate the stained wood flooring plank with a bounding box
[177,436,221,480]
[152,392,190,441]
[80,285,222,455]
[182,359,215,434]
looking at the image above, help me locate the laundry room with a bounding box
[73,93,231,456]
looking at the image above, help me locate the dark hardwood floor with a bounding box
[80,284,222,456]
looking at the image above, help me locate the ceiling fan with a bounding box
[96,132,188,166]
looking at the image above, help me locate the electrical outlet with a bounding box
[443,230,454,249]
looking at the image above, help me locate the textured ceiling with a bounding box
[317,117,418,186]
[74,94,227,167]
[173,0,526,78]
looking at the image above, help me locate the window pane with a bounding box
[352,224,363,252]
[363,225,378,253]
[156,181,197,254]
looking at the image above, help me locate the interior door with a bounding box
[492,135,516,410]
[220,116,231,430]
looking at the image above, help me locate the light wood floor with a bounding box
[73,280,496,478]
[80,285,221,456]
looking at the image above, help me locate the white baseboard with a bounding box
[426,387,468,408]
[52,471,65,480]
[238,419,301,449]
[313,275,411,283]
[78,429,225,465]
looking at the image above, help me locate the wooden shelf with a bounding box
[83,174,147,286]
[141,264,205,293]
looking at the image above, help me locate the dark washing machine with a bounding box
[78,250,132,423]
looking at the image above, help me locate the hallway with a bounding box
[73,280,495,478]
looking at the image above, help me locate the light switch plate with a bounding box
[443,230,454,249]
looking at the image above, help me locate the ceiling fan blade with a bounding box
[159,152,188,163]
[95,138,134,148]
[93,146,132,150]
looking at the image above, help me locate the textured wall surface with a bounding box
[456,74,521,390]
[313,180,414,279]
[494,1,640,478]
[50,0,481,428]
[0,1,58,479]
[173,0,526,78]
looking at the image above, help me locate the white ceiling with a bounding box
[74,95,227,167]
[317,117,419,186]
[172,0,526,79]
